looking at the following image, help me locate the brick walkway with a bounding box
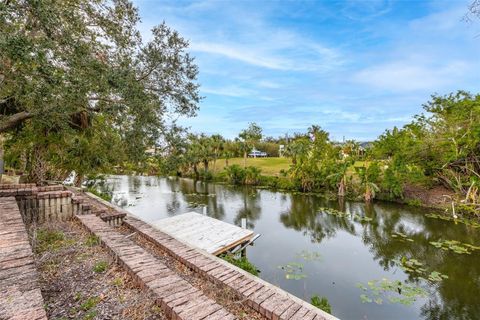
[0,197,47,320]
[76,214,236,320]
[123,215,336,320]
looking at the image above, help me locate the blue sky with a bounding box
[135,0,480,141]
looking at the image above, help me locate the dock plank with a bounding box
[152,212,254,255]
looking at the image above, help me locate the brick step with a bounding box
[75,214,236,320]
[123,216,337,320]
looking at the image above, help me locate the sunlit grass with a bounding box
[210,157,291,176]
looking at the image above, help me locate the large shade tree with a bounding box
[0,0,200,183]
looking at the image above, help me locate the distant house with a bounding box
[335,141,372,158]
[248,149,268,158]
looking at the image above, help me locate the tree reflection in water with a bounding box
[280,194,356,243]
[280,194,480,320]
[234,187,262,229]
[106,176,480,320]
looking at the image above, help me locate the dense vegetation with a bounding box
[154,92,479,217]
[0,0,200,185]
[1,1,479,218]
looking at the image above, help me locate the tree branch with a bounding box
[0,111,33,133]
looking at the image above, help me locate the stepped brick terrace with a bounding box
[0,183,338,320]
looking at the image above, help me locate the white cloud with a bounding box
[201,85,256,97]
[352,60,469,92]
[191,42,288,70]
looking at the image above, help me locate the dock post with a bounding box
[241,218,247,257]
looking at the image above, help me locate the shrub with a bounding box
[198,168,213,181]
[311,295,332,314]
[221,254,259,276]
[225,164,246,185]
[245,166,262,185]
[86,186,112,202]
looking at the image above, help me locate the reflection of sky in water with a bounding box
[103,175,480,320]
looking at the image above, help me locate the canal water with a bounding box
[104,175,480,320]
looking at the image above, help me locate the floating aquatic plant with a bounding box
[296,250,322,262]
[425,213,480,228]
[427,271,449,282]
[391,232,414,242]
[393,256,449,283]
[395,257,426,274]
[277,262,307,280]
[319,207,347,218]
[429,239,480,254]
[353,214,374,223]
[356,278,428,306]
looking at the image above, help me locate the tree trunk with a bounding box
[243,152,247,168]
[0,135,4,175]
[193,164,199,180]
[0,111,33,133]
[74,172,84,187]
[28,145,48,184]
[338,177,345,197]
[365,185,372,202]
[225,158,229,167]
[203,159,209,172]
[213,158,217,173]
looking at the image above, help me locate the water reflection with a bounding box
[104,176,480,320]
[234,188,262,229]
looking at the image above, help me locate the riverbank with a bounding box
[177,157,460,214]
[175,167,458,215]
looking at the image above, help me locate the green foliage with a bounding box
[310,295,332,314]
[1,0,200,182]
[221,254,259,276]
[35,229,73,253]
[92,261,108,273]
[80,296,100,311]
[373,91,480,210]
[238,123,263,154]
[225,164,246,185]
[86,187,112,202]
[244,166,262,185]
[84,235,100,247]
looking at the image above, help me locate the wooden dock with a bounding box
[152,212,254,255]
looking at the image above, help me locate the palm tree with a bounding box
[327,160,352,197]
[210,134,224,173]
[284,138,310,165]
[355,161,381,202]
[186,134,202,179]
[238,123,262,168]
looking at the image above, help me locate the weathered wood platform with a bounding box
[152,212,254,255]
[0,197,47,320]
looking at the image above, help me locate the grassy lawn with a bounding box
[210,157,291,176]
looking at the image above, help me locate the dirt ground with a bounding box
[30,221,166,320]
[403,184,455,208]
